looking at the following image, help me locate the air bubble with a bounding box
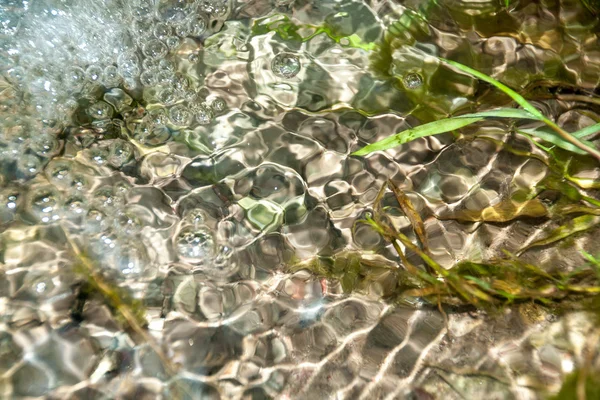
[130,0,154,20]
[210,97,226,113]
[135,124,171,147]
[272,52,301,78]
[131,19,153,38]
[85,65,103,82]
[65,195,87,216]
[117,52,140,79]
[28,187,62,223]
[108,139,134,167]
[87,102,114,120]
[176,226,216,263]
[114,209,143,236]
[115,241,147,278]
[174,21,191,37]
[89,147,109,165]
[46,161,73,187]
[154,23,171,40]
[184,209,206,226]
[174,76,190,92]
[200,0,228,17]
[64,67,86,90]
[30,134,59,157]
[123,78,139,91]
[195,105,214,125]
[403,73,423,90]
[140,70,157,87]
[156,70,176,86]
[85,208,110,234]
[17,155,42,177]
[102,65,121,87]
[189,15,208,37]
[159,59,175,71]
[169,104,193,126]
[212,245,238,277]
[93,187,124,214]
[165,36,181,49]
[143,40,168,59]
[0,190,19,224]
[29,276,54,297]
[156,87,177,105]
[157,0,189,22]
[142,58,159,71]
[146,109,169,126]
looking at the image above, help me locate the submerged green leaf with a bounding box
[572,122,600,139]
[441,58,600,161]
[440,58,545,120]
[352,108,541,156]
[354,57,599,158]
[437,198,549,222]
[517,215,600,255]
[456,108,540,120]
[517,128,592,155]
[352,116,481,156]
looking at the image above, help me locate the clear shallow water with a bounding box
[1,0,600,398]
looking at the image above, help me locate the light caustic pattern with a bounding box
[0,0,600,398]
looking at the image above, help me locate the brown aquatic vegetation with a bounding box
[290,180,600,398]
[59,224,195,398]
[290,180,600,311]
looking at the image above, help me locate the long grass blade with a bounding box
[441,58,600,161]
[352,109,540,156]
[572,122,600,139]
[456,108,541,120]
[517,128,593,155]
[517,215,600,255]
[352,116,482,156]
[440,58,545,119]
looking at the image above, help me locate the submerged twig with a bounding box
[388,180,430,254]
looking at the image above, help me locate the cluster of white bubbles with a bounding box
[0,0,234,281]
[0,0,230,177]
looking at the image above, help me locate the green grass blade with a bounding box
[517,128,591,155]
[351,117,482,156]
[456,108,541,120]
[517,215,600,255]
[572,122,600,139]
[518,130,554,152]
[441,58,600,161]
[440,58,545,120]
[352,108,541,156]
[582,251,600,268]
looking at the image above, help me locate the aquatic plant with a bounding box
[352,59,600,160]
[292,181,600,311]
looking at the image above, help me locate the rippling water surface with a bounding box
[1,0,600,398]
